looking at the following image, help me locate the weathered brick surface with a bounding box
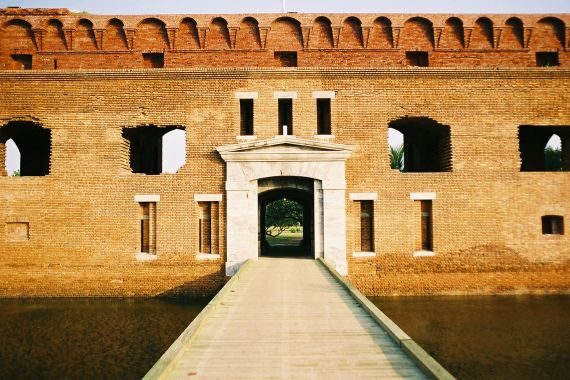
[0,9,569,70]
[0,9,569,297]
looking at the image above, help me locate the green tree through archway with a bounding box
[264,198,303,245]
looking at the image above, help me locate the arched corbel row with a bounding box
[361,25,372,48]
[463,27,473,48]
[197,27,208,49]
[493,26,503,48]
[301,25,311,48]
[93,28,105,50]
[167,27,177,50]
[522,27,533,48]
[62,27,73,50]
[125,28,136,50]
[331,25,341,48]
[31,28,44,51]
[392,26,402,48]
[433,26,444,48]
[259,26,270,48]
[228,26,239,48]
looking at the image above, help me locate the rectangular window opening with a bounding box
[317,98,332,135]
[420,200,433,251]
[11,54,32,70]
[274,51,298,67]
[139,202,156,253]
[240,99,254,136]
[278,98,293,135]
[143,53,165,68]
[542,215,564,235]
[359,200,374,252]
[536,52,559,67]
[406,51,429,67]
[198,201,219,254]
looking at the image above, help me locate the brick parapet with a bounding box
[1,9,569,70]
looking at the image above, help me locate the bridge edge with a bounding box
[317,257,456,380]
[142,259,254,380]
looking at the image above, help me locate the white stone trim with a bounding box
[196,253,221,260]
[413,250,435,257]
[349,192,378,201]
[236,135,257,141]
[134,194,160,203]
[135,252,158,261]
[353,251,376,257]
[234,91,258,99]
[194,194,223,202]
[321,180,347,190]
[273,91,297,99]
[218,136,353,277]
[274,134,296,139]
[312,91,336,99]
[410,192,436,200]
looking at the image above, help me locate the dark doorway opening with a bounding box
[258,178,313,257]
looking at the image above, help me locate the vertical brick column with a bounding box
[167,28,178,50]
[63,27,74,50]
[0,142,6,176]
[94,28,106,50]
[32,28,44,51]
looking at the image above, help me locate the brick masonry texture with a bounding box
[1,9,570,69]
[0,9,569,297]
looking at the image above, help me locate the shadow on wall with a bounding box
[156,267,226,298]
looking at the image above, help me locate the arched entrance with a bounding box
[258,177,313,257]
[217,136,353,276]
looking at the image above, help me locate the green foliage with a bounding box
[289,226,301,233]
[544,147,562,171]
[11,170,20,177]
[389,144,404,170]
[265,199,303,238]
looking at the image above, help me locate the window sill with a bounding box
[353,251,376,257]
[413,250,435,257]
[274,134,297,138]
[236,135,257,141]
[135,252,157,261]
[197,253,221,260]
[314,134,335,142]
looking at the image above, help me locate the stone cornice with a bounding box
[217,136,354,162]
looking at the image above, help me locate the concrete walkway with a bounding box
[160,257,428,379]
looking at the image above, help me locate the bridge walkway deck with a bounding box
[147,257,452,379]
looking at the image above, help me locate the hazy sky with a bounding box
[1,0,569,14]
[2,1,566,174]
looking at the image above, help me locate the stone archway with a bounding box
[258,177,313,257]
[217,136,353,276]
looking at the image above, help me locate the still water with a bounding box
[1,296,568,379]
[0,298,208,380]
[371,295,570,380]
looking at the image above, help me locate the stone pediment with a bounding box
[217,136,353,162]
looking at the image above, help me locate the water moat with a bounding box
[0,295,568,379]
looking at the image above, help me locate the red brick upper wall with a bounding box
[1,7,569,69]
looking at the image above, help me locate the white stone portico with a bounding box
[217,136,353,276]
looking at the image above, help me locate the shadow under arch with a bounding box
[258,177,314,257]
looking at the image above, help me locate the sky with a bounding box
[2,0,567,174]
[1,0,570,14]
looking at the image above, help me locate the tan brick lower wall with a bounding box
[0,68,568,297]
[350,271,570,297]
